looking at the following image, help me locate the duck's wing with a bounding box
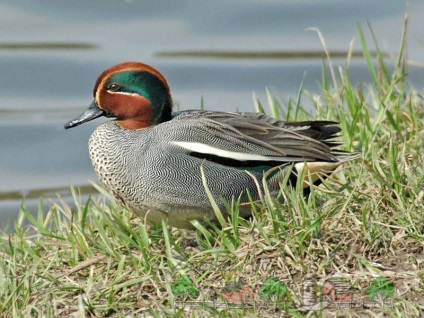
[170,111,357,165]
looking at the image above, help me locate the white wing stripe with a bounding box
[173,141,273,162]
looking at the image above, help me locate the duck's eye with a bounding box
[107,83,120,92]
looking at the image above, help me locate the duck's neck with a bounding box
[115,98,173,130]
[157,98,173,123]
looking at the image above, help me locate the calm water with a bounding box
[1,0,423,226]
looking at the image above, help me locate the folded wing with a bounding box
[170,111,356,169]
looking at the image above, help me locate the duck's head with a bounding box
[64,61,173,130]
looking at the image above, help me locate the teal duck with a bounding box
[65,62,359,228]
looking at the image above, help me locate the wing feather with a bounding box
[165,111,349,167]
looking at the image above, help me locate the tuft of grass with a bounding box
[1,21,423,317]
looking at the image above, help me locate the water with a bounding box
[1,0,423,226]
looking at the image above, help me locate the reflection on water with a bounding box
[0,42,97,49]
[0,0,423,225]
[0,184,96,201]
[156,50,382,59]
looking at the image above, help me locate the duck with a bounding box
[65,61,359,229]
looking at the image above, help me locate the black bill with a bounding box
[64,100,111,129]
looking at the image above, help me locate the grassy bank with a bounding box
[1,24,423,317]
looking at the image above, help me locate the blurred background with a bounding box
[1,0,423,226]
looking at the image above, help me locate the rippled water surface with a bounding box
[1,0,423,225]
